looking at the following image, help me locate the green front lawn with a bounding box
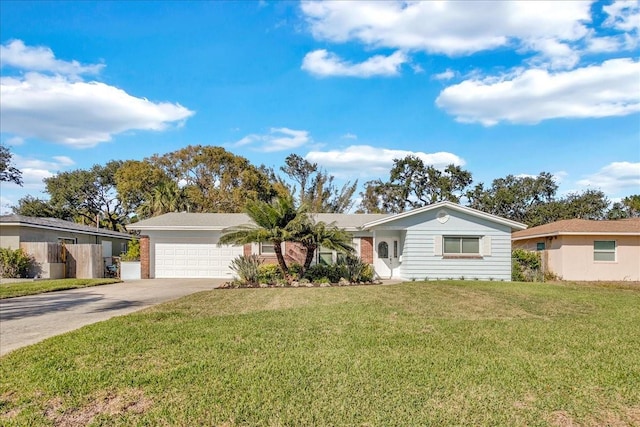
[1,281,639,426]
[0,278,121,299]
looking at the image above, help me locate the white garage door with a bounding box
[155,243,243,278]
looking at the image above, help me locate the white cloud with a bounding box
[432,69,455,81]
[301,49,407,77]
[435,58,640,125]
[52,156,75,166]
[524,38,580,70]
[305,145,464,178]
[301,1,591,59]
[0,40,194,148]
[0,196,11,214]
[235,127,311,152]
[8,154,76,190]
[603,0,640,33]
[1,39,104,77]
[585,34,624,53]
[1,72,194,148]
[341,133,357,140]
[577,162,640,194]
[3,136,24,146]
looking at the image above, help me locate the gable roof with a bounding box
[512,218,640,240]
[127,212,391,232]
[0,215,132,239]
[362,201,527,231]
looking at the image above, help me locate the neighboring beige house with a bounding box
[0,215,132,278]
[512,218,640,281]
[0,215,131,255]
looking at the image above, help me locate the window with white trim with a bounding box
[443,236,480,255]
[318,246,334,265]
[593,240,615,261]
[260,242,275,255]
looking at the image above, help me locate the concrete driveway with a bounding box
[0,279,225,356]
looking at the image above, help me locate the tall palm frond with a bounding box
[219,194,303,277]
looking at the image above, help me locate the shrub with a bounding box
[120,238,140,261]
[512,249,542,282]
[289,262,303,280]
[360,264,375,283]
[0,248,33,278]
[258,263,282,284]
[230,255,262,286]
[338,255,373,283]
[303,264,346,283]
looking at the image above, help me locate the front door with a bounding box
[374,238,397,279]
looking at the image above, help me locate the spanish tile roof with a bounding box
[512,218,640,240]
[127,212,391,231]
[0,214,132,239]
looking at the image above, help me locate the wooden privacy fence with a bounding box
[20,242,105,279]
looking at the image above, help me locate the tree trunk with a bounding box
[273,240,289,279]
[302,243,317,274]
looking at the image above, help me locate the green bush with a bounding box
[258,263,282,284]
[230,255,262,286]
[512,249,542,282]
[289,263,303,280]
[120,237,140,261]
[360,264,375,283]
[338,255,374,283]
[304,264,346,283]
[0,248,33,278]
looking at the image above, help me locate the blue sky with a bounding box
[1,0,639,214]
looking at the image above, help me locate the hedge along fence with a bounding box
[0,248,34,279]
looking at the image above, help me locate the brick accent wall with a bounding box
[360,237,373,264]
[244,244,252,257]
[140,235,150,279]
[284,241,307,265]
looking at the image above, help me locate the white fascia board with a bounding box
[363,201,527,231]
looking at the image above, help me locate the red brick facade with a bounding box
[360,237,373,264]
[139,235,150,279]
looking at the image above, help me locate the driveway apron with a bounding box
[0,279,224,356]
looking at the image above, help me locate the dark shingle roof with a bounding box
[0,215,132,239]
[127,212,391,231]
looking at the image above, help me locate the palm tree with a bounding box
[292,217,355,274]
[219,195,302,278]
[137,180,187,218]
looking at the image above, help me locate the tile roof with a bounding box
[0,214,132,239]
[512,218,640,240]
[127,212,391,231]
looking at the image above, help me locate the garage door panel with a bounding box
[155,243,242,278]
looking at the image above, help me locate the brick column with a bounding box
[140,235,150,279]
[244,244,252,257]
[361,237,373,264]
